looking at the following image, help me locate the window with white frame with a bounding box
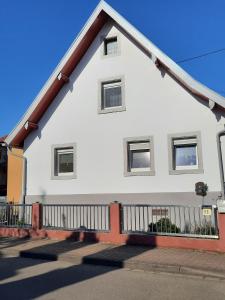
[124,137,155,176]
[56,148,73,175]
[104,37,118,56]
[103,80,121,108]
[51,144,76,179]
[99,78,125,113]
[174,139,198,170]
[168,132,203,174]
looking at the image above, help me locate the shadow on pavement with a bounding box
[0,237,31,250]
[0,256,49,282]
[0,234,155,299]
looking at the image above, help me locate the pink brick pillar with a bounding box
[218,212,225,251]
[32,202,42,231]
[109,202,122,242]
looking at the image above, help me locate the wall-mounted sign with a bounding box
[202,208,212,216]
[202,205,212,216]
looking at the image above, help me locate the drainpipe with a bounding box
[217,128,225,199]
[5,144,26,205]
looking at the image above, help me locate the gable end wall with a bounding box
[24,21,225,205]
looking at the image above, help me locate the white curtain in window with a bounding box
[106,39,117,55]
[104,85,122,108]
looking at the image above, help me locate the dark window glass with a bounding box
[129,149,150,170]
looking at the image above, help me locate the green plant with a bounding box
[16,218,25,226]
[194,223,217,235]
[148,217,180,234]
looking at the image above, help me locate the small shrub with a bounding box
[148,217,180,234]
[194,223,217,235]
[16,218,25,226]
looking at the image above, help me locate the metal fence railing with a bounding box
[122,204,218,238]
[0,204,32,228]
[42,204,110,232]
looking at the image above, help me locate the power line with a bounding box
[177,47,225,63]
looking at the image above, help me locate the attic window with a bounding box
[98,77,126,114]
[102,80,122,108]
[104,37,118,56]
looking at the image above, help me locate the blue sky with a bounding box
[1,0,225,137]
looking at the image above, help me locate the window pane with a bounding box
[104,85,122,108]
[58,152,73,173]
[130,149,150,169]
[175,145,197,167]
[105,38,117,55]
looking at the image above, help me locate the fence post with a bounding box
[218,212,225,251]
[32,202,42,230]
[109,201,122,242]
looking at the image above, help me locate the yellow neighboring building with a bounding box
[7,147,24,204]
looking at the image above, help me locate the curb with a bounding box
[15,250,225,280]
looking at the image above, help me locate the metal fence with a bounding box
[122,204,218,238]
[42,204,110,231]
[0,204,32,228]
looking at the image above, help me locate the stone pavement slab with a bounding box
[1,237,225,279]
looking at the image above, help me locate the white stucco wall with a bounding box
[24,21,225,203]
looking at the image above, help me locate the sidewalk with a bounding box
[1,237,225,280]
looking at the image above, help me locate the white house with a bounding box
[5,1,225,206]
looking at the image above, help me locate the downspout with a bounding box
[217,129,225,200]
[5,144,26,205]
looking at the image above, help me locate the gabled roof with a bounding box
[5,0,225,146]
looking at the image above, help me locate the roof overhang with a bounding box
[5,0,225,146]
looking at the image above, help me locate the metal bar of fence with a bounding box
[0,204,32,228]
[121,204,218,238]
[42,204,110,232]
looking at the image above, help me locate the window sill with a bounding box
[51,174,77,180]
[98,106,126,114]
[101,52,121,59]
[169,168,204,175]
[124,170,155,177]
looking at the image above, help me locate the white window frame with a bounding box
[104,36,118,56]
[51,143,77,180]
[102,81,122,109]
[124,136,155,176]
[173,139,198,171]
[56,148,74,177]
[100,34,121,58]
[98,76,126,114]
[129,142,151,173]
[168,132,204,175]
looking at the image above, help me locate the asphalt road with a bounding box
[0,256,225,300]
